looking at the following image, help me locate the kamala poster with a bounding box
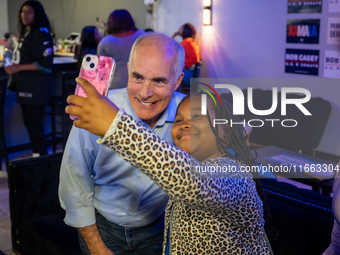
[286,19,320,44]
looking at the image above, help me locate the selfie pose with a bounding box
[66,78,273,255]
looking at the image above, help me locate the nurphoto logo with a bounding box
[197,82,312,128]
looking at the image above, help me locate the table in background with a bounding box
[54,51,75,57]
[255,145,337,195]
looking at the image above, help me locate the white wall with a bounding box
[155,0,340,156]
[0,0,8,38]
[8,0,148,39]
[154,0,202,42]
[200,0,339,78]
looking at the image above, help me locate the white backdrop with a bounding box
[0,0,9,38]
[153,0,340,156]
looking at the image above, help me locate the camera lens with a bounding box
[90,63,95,68]
[86,57,91,62]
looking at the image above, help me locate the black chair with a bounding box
[193,60,202,79]
[0,78,9,170]
[45,71,78,152]
[260,178,333,255]
[7,153,82,255]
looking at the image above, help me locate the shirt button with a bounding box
[129,212,132,215]
[140,175,144,178]
[133,195,138,199]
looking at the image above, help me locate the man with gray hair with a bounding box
[59,32,185,255]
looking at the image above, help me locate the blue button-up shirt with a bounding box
[59,88,185,228]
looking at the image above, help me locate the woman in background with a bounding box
[97,9,145,90]
[76,26,102,68]
[5,0,53,157]
[323,169,340,255]
[172,23,200,86]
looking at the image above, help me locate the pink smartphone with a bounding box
[70,54,116,120]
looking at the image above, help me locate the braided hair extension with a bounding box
[178,93,275,238]
[207,94,277,239]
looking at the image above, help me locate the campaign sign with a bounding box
[327,17,340,45]
[329,0,340,13]
[287,19,320,44]
[287,0,322,13]
[285,49,319,76]
[324,50,340,78]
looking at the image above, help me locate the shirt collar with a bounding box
[122,91,140,121]
[153,95,178,128]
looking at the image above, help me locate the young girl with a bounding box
[66,78,272,255]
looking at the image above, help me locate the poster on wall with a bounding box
[287,0,322,13]
[286,19,320,44]
[324,50,340,78]
[285,49,319,76]
[329,0,340,12]
[327,17,340,44]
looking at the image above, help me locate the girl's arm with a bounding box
[67,79,260,218]
[99,110,257,215]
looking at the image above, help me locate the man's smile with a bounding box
[136,98,159,107]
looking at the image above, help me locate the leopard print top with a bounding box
[98,110,270,255]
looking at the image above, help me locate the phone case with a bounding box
[70,54,116,120]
